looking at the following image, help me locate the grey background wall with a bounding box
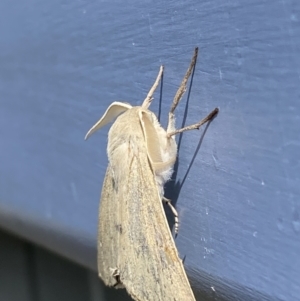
[0,0,299,300]
[0,229,133,301]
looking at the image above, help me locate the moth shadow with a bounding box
[103,286,135,301]
[164,120,215,234]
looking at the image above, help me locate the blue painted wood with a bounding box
[0,0,299,300]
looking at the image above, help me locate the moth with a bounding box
[85,48,218,301]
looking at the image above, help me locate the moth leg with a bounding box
[167,47,198,133]
[167,108,219,138]
[170,48,198,116]
[166,47,219,136]
[142,65,164,109]
[162,197,179,234]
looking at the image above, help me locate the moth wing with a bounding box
[97,108,195,301]
[97,166,123,287]
[119,152,195,301]
[118,147,195,301]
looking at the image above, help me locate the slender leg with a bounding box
[167,108,219,138]
[142,65,164,109]
[170,47,198,115]
[167,47,198,133]
[163,197,179,234]
[166,47,218,136]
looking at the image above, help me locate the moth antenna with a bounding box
[142,65,164,109]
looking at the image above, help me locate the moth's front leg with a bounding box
[166,47,219,138]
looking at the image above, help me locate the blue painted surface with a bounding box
[0,0,299,300]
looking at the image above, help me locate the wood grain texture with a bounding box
[0,0,299,300]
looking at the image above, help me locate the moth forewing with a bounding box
[102,114,196,300]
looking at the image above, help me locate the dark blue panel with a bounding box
[0,0,299,300]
